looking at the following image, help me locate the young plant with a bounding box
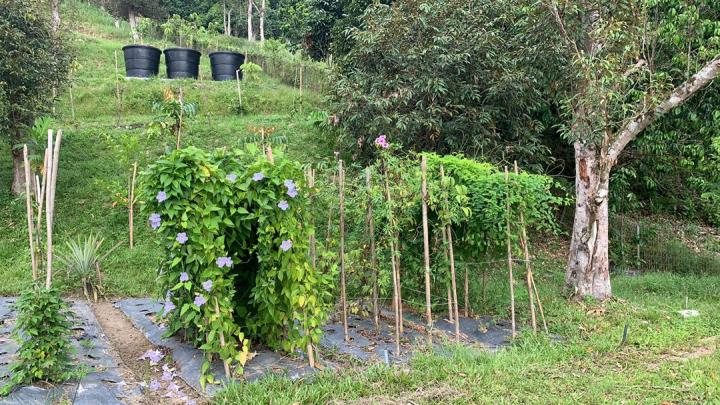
[57,234,120,301]
[0,286,77,396]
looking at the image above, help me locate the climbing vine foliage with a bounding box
[142,146,333,388]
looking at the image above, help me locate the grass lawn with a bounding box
[215,270,720,404]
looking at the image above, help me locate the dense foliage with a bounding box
[142,146,334,387]
[330,0,553,168]
[0,287,76,395]
[0,0,72,193]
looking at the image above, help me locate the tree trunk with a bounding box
[128,5,139,41]
[247,0,254,41]
[11,145,25,196]
[259,0,265,42]
[51,0,61,33]
[565,141,612,300]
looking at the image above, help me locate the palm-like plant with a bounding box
[57,234,120,301]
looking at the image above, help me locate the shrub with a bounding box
[142,146,334,387]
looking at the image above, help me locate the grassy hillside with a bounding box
[0,1,334,296]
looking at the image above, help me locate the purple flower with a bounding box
[278,200,289,211]
[284,179,296,189]
[149,213,161,230]
[287,187,298,198]
[226,173,237,182]
[375,135,389,149]
[156,191,167,202]
[216,256,232,268]
[194,295,207,307]
[252,172,265,181]
[202,280,213,292]
[280,239,293,252]
[180,272,189,282]
[149,379,161,391]
[161,367,174,382]
[176,232,188,244]
[167,382,180,392]
[140,349,163,365]
[162,299,176,316]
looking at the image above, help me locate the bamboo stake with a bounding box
[420,156,433,342]
[36,150,49,263]
[514,162,537,333]
[443,230,454,324]
[306,166,317,369]
[114,50,122,126]
[176,87,184,150]
[394,237,403,334]
[464,267,469,317]
[23,145,37,281]
[69,84,76,122]
[129,162,137,249]
[339,160,349,342]
[384,167,401,355]
[440,166,460,342]
[366,168,379,333]
[504,167,516,338]
[214,297,232,378]
[236,69,243,108]
[46,129,62,289]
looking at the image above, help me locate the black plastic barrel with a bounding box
[122,45,161,78]
[164,48,201,79]
[209,51,245,81]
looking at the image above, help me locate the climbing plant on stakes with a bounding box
[141,145,334,388]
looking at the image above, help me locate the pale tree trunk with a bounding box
[259,0,265,42]
[11,145,25,196]
[51,0,61,33]
[247,0,254,41]
[565,142,611,299]
[565,55,720,299]
[223,3,232,36]
[128,5,139,41]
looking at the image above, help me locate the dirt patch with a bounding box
[665,337,718,362]
[92,301,207,404]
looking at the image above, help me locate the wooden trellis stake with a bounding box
[464,267,469,317]
[420,155,433,343]
[339,160,349,343]
[23,145,37,281]
[504,166,517,338]
[514,161,548,333]
[235,69,243,108]
[442,230,454,324]
[514,162,537,333]
[366,168,379,333]
[306,166,317,368]
[214,297,232,379]
[176,87,184,150]
[46,129,62,289]
[440,165,460,342]
[384,167,401,355]
[114,50,123,126]
[394,236,403,335]
[129,162,137,249]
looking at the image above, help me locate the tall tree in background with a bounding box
[0,0,72,195]
[51,0,61,33]
[109,0,167,40]
[547,0,720,299]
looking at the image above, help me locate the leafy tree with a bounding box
[543,0,720,299]
[330,0,555,169]
[0,0,72,195]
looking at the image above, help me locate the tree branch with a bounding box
[607,54,720,164]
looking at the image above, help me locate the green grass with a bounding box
[0,2,332,297]
[216,270,720,404]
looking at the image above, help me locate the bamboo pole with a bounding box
[394,237,403,334]
[46,129,62,289]
[176,87,184,150]
[384,167,401,355]
[36,150,49,263]
[443,230,454,324]
[236,69,243,109]
[514,162,537,333]
[504,166,517,338]
[114,50,122,126]
[420,156,433,342]
[69,84,76,122]
[339,160,349,342]
[23,145,37,281]
[306,166,317,368]
[440,166,460,342]
[214,297,232,379]
[464,267,469,317]
[366,168,379,333]
[129,162,137,249]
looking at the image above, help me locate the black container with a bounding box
[164,48,201,79]
[122,45,161,78]
[209,51,245,81]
